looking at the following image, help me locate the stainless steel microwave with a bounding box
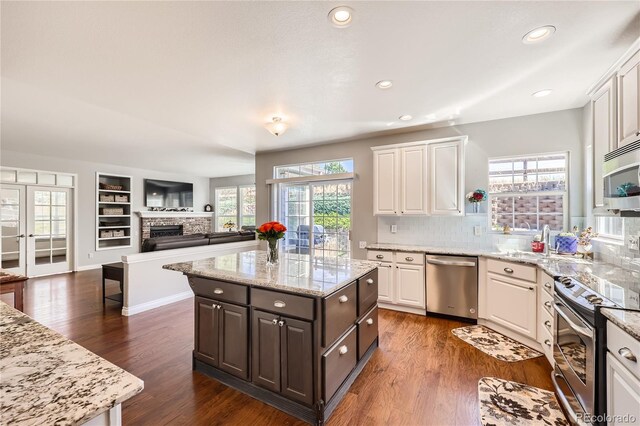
[603,140,640,212]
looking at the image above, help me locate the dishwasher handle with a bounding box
[426,257,476,267]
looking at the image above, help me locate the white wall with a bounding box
[1,150,211,268]
[255,108,585,259]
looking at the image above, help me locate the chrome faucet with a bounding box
[541,224,551,257]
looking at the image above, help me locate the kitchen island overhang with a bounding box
[164,250,380,425]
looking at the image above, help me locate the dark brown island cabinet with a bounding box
[186,269,379,425]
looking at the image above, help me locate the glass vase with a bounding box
[472,202,480,213]
[266,239,279,266]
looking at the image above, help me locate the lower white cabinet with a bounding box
[485,272,537,339]
[377,263,394,303]
[395,264,426,308]
[607,353,640,425]
[369,250,425,313]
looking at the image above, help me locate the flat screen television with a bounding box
[144,179,194,208]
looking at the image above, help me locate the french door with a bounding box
[278,180,352,258]
[0,185,72,276]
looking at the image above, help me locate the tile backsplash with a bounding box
[592,217,640,272]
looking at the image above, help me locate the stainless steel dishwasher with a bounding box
[426,255,478,320]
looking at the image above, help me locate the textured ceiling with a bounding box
[1,1,639,177]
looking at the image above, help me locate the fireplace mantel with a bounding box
[135,211,213,218]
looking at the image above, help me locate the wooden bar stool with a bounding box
[102,262,124,304]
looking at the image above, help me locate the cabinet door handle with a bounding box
[216,304,222,310]
[636,130,640,136]
[366,278,374,285]
[272,318,278,325]
[274,300,286,308]
[544,339,551,347]
[213,288,224,294]
[339,345,348,355]
[405,257,414,262]
[544,283,552,289]
[544,301,552,309]
[504,268,514,274]
[278,320,285,327]
[528,287,535,291]
[338,295,349,303]
[376,254,384,259]
[366,318,374,325]
[618,347,638,363]
[544,320,551,328]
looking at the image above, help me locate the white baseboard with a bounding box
[378,302,426,316]
[122,291,193,316]
[76,264,103,272]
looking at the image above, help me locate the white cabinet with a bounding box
[376,263,394,303]
[395,264,426,308]
[373,149,399,215]
[591,77,616,208]
[607,353,640,425]
[372,136,466,217]
[485,273,537,339]
[400,145,428,215]
[429,140,464,215]
[617,50,640,148]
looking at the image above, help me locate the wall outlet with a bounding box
[628,234,640,252]
[359,241,367,249]
[474,226,482,236]
[88,252,94,259]
[390,224,397,234]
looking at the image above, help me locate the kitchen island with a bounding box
[163,250,379,425]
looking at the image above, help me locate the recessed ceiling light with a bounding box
[532,89,553,98]
[328,6,354,27]
[376,80,393,89]
[522,25,556,44]
[399,115,412,121]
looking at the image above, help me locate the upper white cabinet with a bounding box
[617,50,640,148]
[429,140,464,215]
[591,78,617,208]
[372,136,465,216]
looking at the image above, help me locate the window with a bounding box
[595,216,624,240]
[214,185,256,231]
[274,159,354,179]
[489,153,568,232]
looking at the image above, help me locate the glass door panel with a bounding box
[311,181,351,258]
[280,184,310,254]
[1,185,26,274]
[27,186,71,276]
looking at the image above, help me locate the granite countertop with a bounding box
[601,308,640,341]
[163,250,379,297]
[0,302,144,425]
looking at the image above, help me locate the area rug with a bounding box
[452,325,543,362]
[479,377,568,426]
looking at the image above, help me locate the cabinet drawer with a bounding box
[541,273,554,296]
[323,282,357,347]
[608,321,640,380]
[367,250,393,262]
[487,259,537,282]
[189,277,249,305]
[395,252,424,266]
[538,308,553,343]
[357,270,378,316]
[357,306,378,360]
[540,288,554,316]
[251,288,315,321]
[322,326,357,402]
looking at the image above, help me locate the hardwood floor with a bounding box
[22,270,554,425]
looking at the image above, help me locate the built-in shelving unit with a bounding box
[96,173,132,250]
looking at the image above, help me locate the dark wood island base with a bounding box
[169,255,380,426]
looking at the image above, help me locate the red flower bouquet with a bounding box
[257,221,287,265]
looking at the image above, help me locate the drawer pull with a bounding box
[339,345,348,355]
[366,278,374,285]
[405,257,414,262]
[274,300,286,308]
[376,254,384,259]
[544,320,551,328]
[544,283,552,289]
[338,295,349,303]
[544,339,551,347]
[278,320,285,327]
[366,318,374,325]
[504,268,514,274]
[618,347,638,363]
[528,287,534,291]
[544,301,552,309]
[214,288,224,294]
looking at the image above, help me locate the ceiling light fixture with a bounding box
[522,25,556,44]
[376,80,393,89]
[266,117,288,136]
[399,115,412,121]
[328,6,354,27]
[532,89,553,98]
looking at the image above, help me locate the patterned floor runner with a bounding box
[479,377,568,426]
[452,325,543,362]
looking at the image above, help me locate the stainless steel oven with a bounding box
[552,295,596,423]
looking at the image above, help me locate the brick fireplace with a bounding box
[137,212,213,242]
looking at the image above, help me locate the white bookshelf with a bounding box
[96,172,132,250]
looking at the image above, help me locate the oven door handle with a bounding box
[551,372,583,425]
[553,303,593,338]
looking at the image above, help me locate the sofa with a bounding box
[141,231,256,252]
